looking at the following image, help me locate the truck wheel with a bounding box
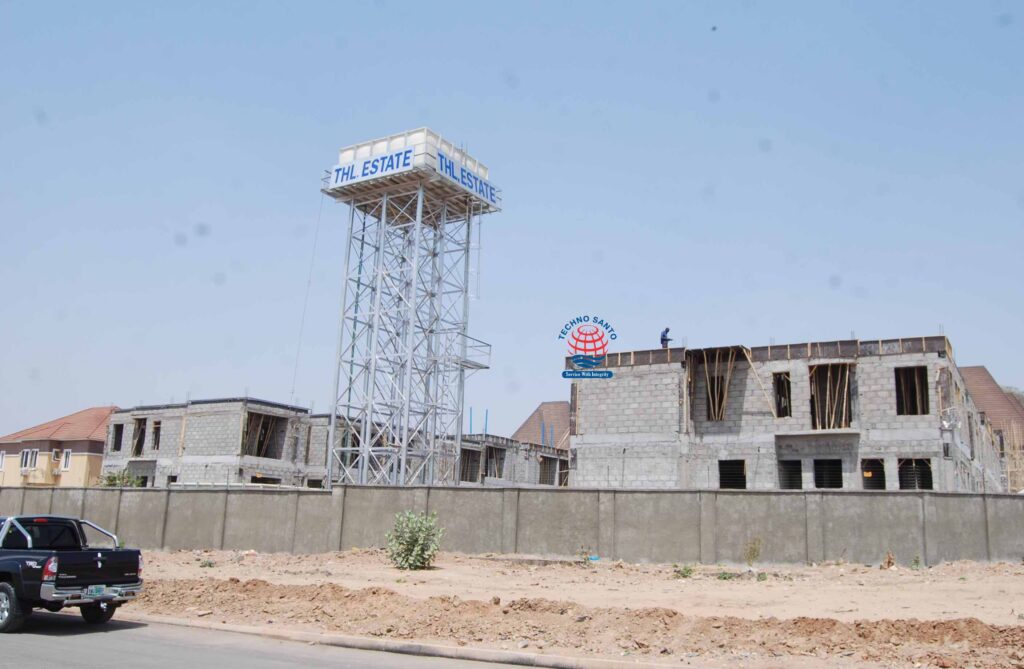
[80,602,117,625]
[0,582,27,633]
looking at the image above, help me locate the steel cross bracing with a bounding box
[326,182,490,487]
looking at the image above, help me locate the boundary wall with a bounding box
[2,487,1022,566]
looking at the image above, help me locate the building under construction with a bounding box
[568,335,1007,492]
[960,366,1024,493]
[100,398,569,489]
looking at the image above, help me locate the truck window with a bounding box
[1,526,30,550]
[14,520,83,550]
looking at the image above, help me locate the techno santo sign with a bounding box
[328,147,499,206]
[559,315,617,379]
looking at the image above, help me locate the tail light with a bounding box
[138,553,144,579]
[43,556,58,582]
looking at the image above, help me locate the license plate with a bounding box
[86,585,106,597]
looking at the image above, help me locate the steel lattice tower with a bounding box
[323,129,500,487]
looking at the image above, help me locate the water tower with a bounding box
[322,129,501,487]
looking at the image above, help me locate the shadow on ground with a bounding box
[18,611,147,637]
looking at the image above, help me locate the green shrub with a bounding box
[100,469,143,488]
[673,564,694,579]
[743,537,763,568]
[386,511,444,570]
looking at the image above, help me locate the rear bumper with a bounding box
[39,582,143,606]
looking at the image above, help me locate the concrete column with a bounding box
[501,488,519,554]
[332,487,346,552]
[597,491,615,559]
[884,457,900,490]
[158,488,171,549]
[801,458,815,490]
[805,492,824,563]
[843,457,856,490]
[699,491,716,564]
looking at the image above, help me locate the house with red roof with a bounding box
[0,406,116,488]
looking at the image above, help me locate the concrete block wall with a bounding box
[692,358,790,436]
[307,417,336,473]
[180,407,243,457]
[3,486,1022,566]
[572,438,680,488]
[855,352,937,433]
[575,363,682,435]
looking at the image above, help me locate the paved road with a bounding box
[9,612,520,668]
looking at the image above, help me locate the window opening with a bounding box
[814,459,843,488]
[773,372,792,418]
[778,459,802,489]
[132,418,146,456]
[898,459,933,490]
[539,456,559,485]
[809,364,852,429]
[861,459,885,490]
[719,460,746,489]
[241,412,286,459]
[459,449,481,483]
[895,367,929,415]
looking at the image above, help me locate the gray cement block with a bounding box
[597,491,615,557]
[21,488,53,515]
[985,494,1024,562]
[501,488,518,554]
[804,493,824,563]
[164,490,227,550]
[82,489,121,530]
[0,488,24,516]
[116,490,168,549]
[699,491,716,563]
[340,487,428,550]
[821,492,924,565]
[292,490,344,554]
[222,491,299,553]
[924,494,988,564]
[50,488,86,517]
[426,488,504,554]
[613,491,700,563]
[714,491,807,564]
[515,490,599,558]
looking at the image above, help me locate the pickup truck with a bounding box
[0,515,143,632]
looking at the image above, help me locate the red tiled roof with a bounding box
[0,406,117,444]
[512,401,570,450]
[960,367,1024,432]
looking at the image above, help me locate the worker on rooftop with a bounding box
[661,327,672,349]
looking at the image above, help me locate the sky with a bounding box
[1,1,1022,438]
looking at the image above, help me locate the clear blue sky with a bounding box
[1,1,1021,437]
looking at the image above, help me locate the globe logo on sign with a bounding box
[567,324,608,369]
[558,315,617,378]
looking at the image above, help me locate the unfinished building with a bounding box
[102,396,571,489]
[568,336,1006,492]
[458,434,569,486]
[103,398,332,487]
[960,366,1024,493]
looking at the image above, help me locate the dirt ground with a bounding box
[133,549,1024,668]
